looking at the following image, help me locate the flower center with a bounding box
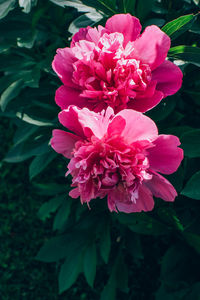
[71,33,152,112]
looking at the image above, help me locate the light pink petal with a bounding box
[133,25,170,70]
[152,60,183,96]
[148,134,183,174]
[71,26,92,47]
[105,14,142,45]
[52,48,77,87]
[50,129,80,158]
[55,85,86,110]
[128,90,164,112]
[111,109,158,143]
[145,172,177,202]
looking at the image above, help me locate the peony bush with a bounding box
[1,1,200,299]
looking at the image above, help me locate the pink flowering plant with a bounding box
[2,1,200,299]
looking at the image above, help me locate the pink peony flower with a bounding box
[51,106,183,213]
[52,14,182,113]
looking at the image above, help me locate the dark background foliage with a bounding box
[1,0,200,299]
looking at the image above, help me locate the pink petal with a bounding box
[133,25,170,70]
[145,172,177,202]
[128,90,164,112]
[55,85,86,110]
[71,26,91,47]
[50,129,80,158]
[69,187,80,198]
[152,60,183,96]
[110,109,158,143]
[148,134,183,174]
[105,14,142,45]
[52,48,76,87]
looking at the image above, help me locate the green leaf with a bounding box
[0,0,15,20]
[13,124,38,146]
[168,46,200,67]
[181,129,200,157]
[38,195,65,221]
[183,232,200,254]
[59,251,82,294]
[99,221,111,264]
[0,79,24,112]
[181,171,200,199]
[15,112,54,127]
[116,213,169,235]
[83,242,96,287]
[136,0,154,20]
[68,12,103,34]
[19,0,38,13]
[115,254,129,293]
[100,276,116,300]
[162,14,197,40]
[53,199,72,230]
[29,151,57,180]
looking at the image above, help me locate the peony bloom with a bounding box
[52,14,182,113]
[51,106,183,213]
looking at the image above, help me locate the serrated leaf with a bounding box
[181,129,200,157]
[83,242,96,287]
[99,221,111,264]
[53,199,72,230]
[162,14,197,40]
[29,151,57,180]
[168,46,200,67]
[0,79,24,112]
[181,171,200,199]
[38,195,65,221]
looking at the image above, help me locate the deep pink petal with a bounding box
[71,26,92,47]
[148,134,183,174]
[52,48,76,87]
[145,172,177,202]
[152,60,183,96]
[133,25,170,70]
[50,129,80,158]
[105,14,142,45]
[69,187,80,198]
[128,90,164,112]
[111,109,158,143]
[55,85,86,110]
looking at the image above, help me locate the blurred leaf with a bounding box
[136,0,154,20]
[68,11,103,34]
[115,254,129,293]
[83,242,96,287]
[162,14,198,40]
[59,250,82,294]
[121,0,136,14]
[29,151,57,180]
[13,123,38,146]
[19,0,38,13]
[181,129,200,157]
[99,221,111,263]
[184,232,200,254]
[100,273,116,300]
[33,182,67,196]
[0,0,15,20]
[53,199,72,230]
[0,80,24,112]
[181,171,200,199]
[38,194,65,221]
[168,46,200,67]
[16,112,54,127]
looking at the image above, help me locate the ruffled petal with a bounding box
[50,129,80,158]
[52,48,76,87]
[152,60,183,96]
[110,109,158,143]
[133,25,170,70]
[105,13,142,45]
[71,26,92,47]
[148,134,183,174]
[145,172,177,202]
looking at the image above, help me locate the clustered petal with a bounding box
[52,14,182,113]
[51,14,184,213]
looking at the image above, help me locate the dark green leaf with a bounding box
[162,14,197,40]
[0,79,24,112]
[19,0,38,13]
[0,0,15,20]
[83,242,96,287]
[16,112,54,126]
[29,151,57,180]
[136,0,154,20]
[168,46,200,67]
[68,12,103,34]
[181,129,200,157]
[100,276,116,300]
[53,199,72,230]
[99,221,111,264]
[38,195,65,221]
[181,171,200,199]
[184,232,200,254]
